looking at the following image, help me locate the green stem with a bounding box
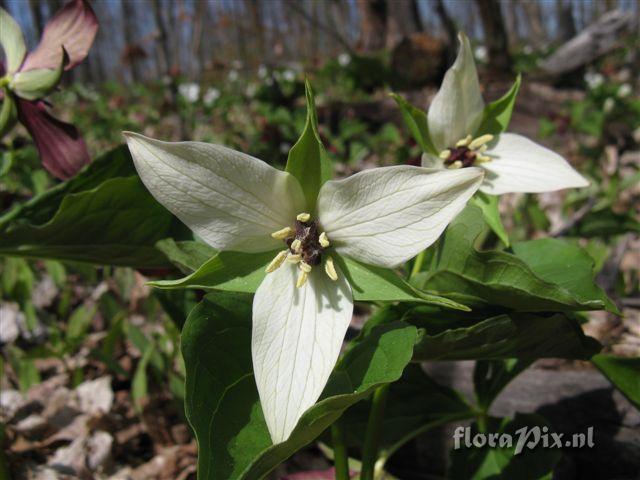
[360,384,390,480]
[331,422,350,480]
[410,250,426,279]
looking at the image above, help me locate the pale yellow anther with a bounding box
[296,212,311,222]
[286,254,302,264]
[478,144,488,153]
[296,271,309,288]
[448,160,463,169]
[290,239,302,253]
[456,135,472,147]
[439,149,451,160]
[265,250,288,273]
[469,134,494,150]
[319,232,330,248]
[271,226,294,239]
[299,261,312,273]
[475,155,492,163]
[325,256,338,281]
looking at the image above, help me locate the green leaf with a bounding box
[390,93,437,155]
[512,238,619,314]
[152,251,468,310]
[0,176,176,267]
[10,50,64,100]
[0,88,18,137]
[0,7,26,73]
[477,74,521,136]
[182,292,418,480]
[66,302,97,348]
[285,80,332,211]
[132,343,155,413]
[410,312,601,361]
[473,359,532,411]
[592,354,640,410]
[155,238,217,274]
[338,365,473,463]
[471,191,509,246]
[449,413,561,480]
[421,205,613,312]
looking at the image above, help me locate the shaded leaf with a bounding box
[471,191,509,247]
[477,75,521,136]
[155,238,216,274]
[592,354,640,410]
[390,93,437,155]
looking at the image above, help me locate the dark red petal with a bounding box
[20,0,98,72]
[17,98,90,180]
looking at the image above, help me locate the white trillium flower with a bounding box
[617,83,632,98]
[338,53,351,67]
[603,97,615,114]
[124,132,483,443]
[474,45,488,62]
[584,71,604,90]
[203,87,220,106]
[228,69,239,82]
[178,82,200,103]
[283,69,296,82]
[422,33,589,195]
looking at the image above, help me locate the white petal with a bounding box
[480,133,589,195]
[427,33,485,151]
[252,263,353,443]
[421,152,444,169]
[317,165,484,268]
[125,132,306,253]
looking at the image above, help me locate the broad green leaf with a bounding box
[0,145,137,230]
[152,250,468,310]
[0,176,176,267]
[338,365,473,463]
[0,88,17,137]
[477,74,521,136]
[473,359,532,411]
[420,205,612,312]
[512,238,619,314]
[11,64,63,100]
[285,80,332,210]
[449,413,561,480]
[0,7,26,73]
[471,191,509,247]
[410,312,601,361]
[390,93,437,155]
[182,292,418,480]
[155,238,217,274]
[592,354,640,410]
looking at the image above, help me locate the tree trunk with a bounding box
[521,0,546,47]
[28,0,45,37]
[356,0,387,52]
[385,0,422,49]
[151,0,171,77]
[475,0,512,73]
[121,0,143,83]
[504,0,521,47]
[435,0,458,63]
[556,0,577,42]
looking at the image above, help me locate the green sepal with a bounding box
[0,7,27,73]
[471,191,510,246]
[10,49,65,100]
[477,74,521,136]
[390,92,438,155]
[0,88,18,137]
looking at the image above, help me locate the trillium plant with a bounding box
[0,0,98,179]
[125,120,482,443]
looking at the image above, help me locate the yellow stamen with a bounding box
[325,256,338,281]
[438,149,451,160]
[271,226,294,239]
[469,134,494,150]
[290,239,302,253]
[296,271,309,288]
[265,250,288,273]
[447,160,463,169]
[286,253,302,263]
[475,155,491,163]
[456,135,472,147]
[296,212,311,222]
[299,261,312,273]
[319,232,330,248]
[478,144,488,153]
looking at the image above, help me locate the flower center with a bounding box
[440,134,493,169]
[266,212,338,287]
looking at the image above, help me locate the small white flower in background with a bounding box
[203,87,220,107]
[603,97,615,114]
[279,142,291,154]
[178,82,200,103]
[283,69,296,82]
[584,71,604,90]
[124,133,483,443]
[522,45,533,55]
[228,69,239,82]
[474,45,488,62]
[422,33,588,195]
[258,64,268,79]
[617,83,632,98]
[246,83,257,98]
[265,76,274,86]
[338,53,351,66]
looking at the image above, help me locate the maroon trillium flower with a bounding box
[0,0,98,180]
